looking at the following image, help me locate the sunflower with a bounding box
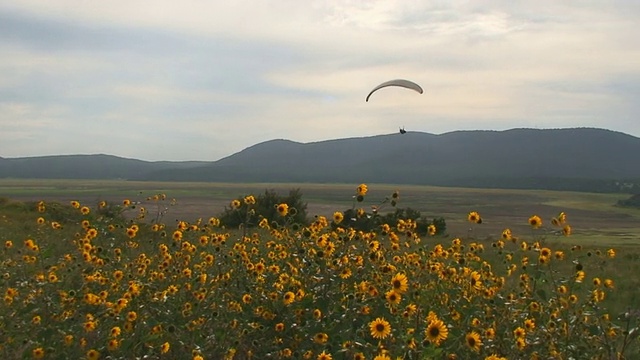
[32,348,45,359]
[528,215,542,228]
[313,309,322,320]
[485,355,507,360]
[484,327,496,339]
[604,279,614,289]
[557,211,567,224]
[465,331,483,352]
[470,271,482,291]
[161,342,170,354]
[385,290,402,306]
[314,332,329,344]
[467,211,481,224]
[369,317,392,339]
[339,268,352,279]
[373,355,391,360]
[277,203,289,216]
[283,291,295,305]
[107,339,120,351]
[513,327,526,339]
[524,318,535,331]
[127,311,137,322]
[425,319,448,345]
[529,301,541,312]
[562,225,571,236]
[230,199,241,209]
[428,224,436,236]
[356,184,368,196]
[86,349,100,360]
[317,351,333,360]
[391,273,409,294]
[333,211,344,224]
[81,206,90,215]
[110,326,121,338]
[353,353,365,360]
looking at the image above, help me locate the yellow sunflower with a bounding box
[369,317,392,339]
[385,290,402,306]
[283,291,295,305]
[32,348,45,359]
[425,319,448,345]
[513,327,526,339]
[230,199,241,209]
[467,211,482,224]
[86,349,100,360]
[465,331,483,352]
[277,203,289,216]
[528,215,542,228]
[314,332,329,344]
[333,211,344,224]
[391,273,409,294]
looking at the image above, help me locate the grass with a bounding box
[1,180,639,359]
[3,179,640,243]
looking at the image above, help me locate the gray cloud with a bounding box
[0,1,638,161]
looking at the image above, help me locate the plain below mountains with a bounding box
[2,128,640,193]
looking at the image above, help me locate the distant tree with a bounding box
[617,193,640,209]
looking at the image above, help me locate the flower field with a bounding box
[0,184,638,360]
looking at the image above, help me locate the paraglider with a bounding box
[365,79,423,102]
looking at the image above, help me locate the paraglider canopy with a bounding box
[366,79,423,102]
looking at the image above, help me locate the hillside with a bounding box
[0,154,208,180]
[2,128,640,192]
[143,128,640,191]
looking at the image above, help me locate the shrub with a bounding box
[218,188,308,228]
[337,207,447,236]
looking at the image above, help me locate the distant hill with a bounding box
[0,154,208,180]
[2,128,640,192]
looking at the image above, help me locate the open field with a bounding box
[2,178,640,246]
[1,178,639,358]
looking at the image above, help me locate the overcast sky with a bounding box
[1,1,638,161]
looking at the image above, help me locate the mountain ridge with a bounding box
[2,128,639,193]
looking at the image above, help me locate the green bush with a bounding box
[218,188,308,228]
[335,207,446,236]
